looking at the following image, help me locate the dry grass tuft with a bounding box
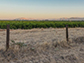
[73,37,84,43]
[0,36,84,63]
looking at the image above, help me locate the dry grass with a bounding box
[5,38,76,53]
[0,37,84,63]
[0,28,84,63]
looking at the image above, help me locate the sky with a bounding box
[0,0,84,20]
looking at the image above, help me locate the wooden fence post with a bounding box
[6,25,10,51]
[66,25,69,42]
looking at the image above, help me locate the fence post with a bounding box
[66,25,68,42]
[6,25,10,51]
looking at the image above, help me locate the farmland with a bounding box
[0,28,84,63]
[0,20,84,29]
[0,21,84,63]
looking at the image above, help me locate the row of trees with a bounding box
[0,21,84,29]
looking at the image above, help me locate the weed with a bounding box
[11,40,27,48]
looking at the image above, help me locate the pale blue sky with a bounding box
[0,0,84,19]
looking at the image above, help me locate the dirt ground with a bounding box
[0,28,84,63]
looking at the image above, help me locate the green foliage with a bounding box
[0,20,84,29]
[11,40,27,47]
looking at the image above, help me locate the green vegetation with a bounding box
[11,40,27,47]
[0,20,84,29]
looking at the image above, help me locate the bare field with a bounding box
[0,28,84,63]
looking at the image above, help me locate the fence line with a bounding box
[6,25,10,51]
[5,24,69,50]
[66,25,69,42]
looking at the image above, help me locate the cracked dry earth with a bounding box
[0,28,84,63]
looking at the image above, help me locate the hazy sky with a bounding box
[0,0,84,19]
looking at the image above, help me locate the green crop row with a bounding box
[0,20,84,29]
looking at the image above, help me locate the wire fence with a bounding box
[0,25,84,51]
